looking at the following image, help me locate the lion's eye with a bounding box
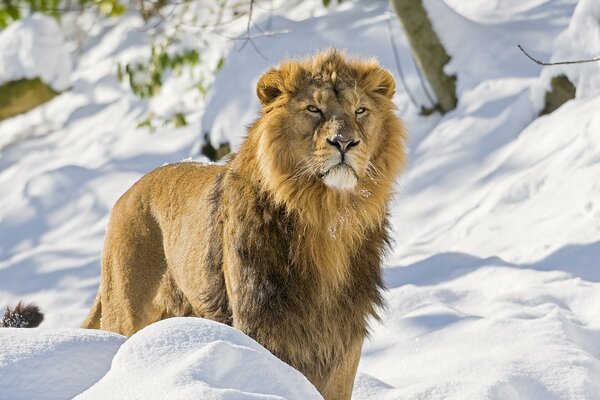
[355,107,367,115]
[306,105,321,113]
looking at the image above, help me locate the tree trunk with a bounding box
[390,0,457,113]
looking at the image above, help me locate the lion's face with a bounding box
[255,50,401,195]
[279,80,386,191]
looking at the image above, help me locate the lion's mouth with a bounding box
[320,162,358,177]
[320,163,358,190]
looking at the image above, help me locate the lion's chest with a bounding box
[231,257,368,377]
[223,206,383,377]
[218,182,385,380]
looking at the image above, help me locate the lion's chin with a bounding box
[322,165,358,191]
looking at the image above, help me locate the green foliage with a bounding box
[136,111,188,132]
[0,2,22,28]
[96,0,125,17]
[215,57,225,72]
[117,42,200,99]
[119,39,206,130]
[0,0,125,28]
[321,0,343,6]
[173,111,187,127]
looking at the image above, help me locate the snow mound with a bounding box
[541,0,600,98]
[76,318,322,400]
[0,328,125,400]
[0,14,72,90]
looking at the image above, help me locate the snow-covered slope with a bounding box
[76,318,322,400]
[0,328,124,400]
[3,0,600,398]
[0,14,72,90]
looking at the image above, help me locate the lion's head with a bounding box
[242,50,406,226]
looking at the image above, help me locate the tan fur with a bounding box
[83,49,407,399]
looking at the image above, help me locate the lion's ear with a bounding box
[257,68,284,106]
[365,68,396,99]
[373,69,395,98]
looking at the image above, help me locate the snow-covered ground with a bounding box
[2,0,600,398]
[75,318,322,400]
[0,14,72,90]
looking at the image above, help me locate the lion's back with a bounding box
[106,161,228,270]
[113,161,226,220]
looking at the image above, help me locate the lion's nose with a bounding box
[326,136,360,154]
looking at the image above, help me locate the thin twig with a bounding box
[246,0,254,36]
[141,1,179,33]
[518,44,600,66]
[266,0,273,31]
[183,26,288,41]
[249,38,268,59]
[386,18,419,108]
[235,0,268,60]
[411,48,436,108]
[9,0,189,13]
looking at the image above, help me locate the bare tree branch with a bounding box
[246,0,254,36]
[385,18,419,109]
[518,44,600,66]
[235,0,269,60]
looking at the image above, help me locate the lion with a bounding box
[82,49,407,399]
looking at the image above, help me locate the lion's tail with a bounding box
[2,301,44,328]
[81,291,101,329]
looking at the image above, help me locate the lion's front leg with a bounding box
[321,338,363,400]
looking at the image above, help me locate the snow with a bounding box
[0,319,321,400]
[2,0,600,399]
[0,14,72,90]
[360,259,600,399]
[76,318,322,400]
[539,0,600,98]
[0,328,124,400]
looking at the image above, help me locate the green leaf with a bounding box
[6,4,20,20]
[216,57,225,72]
[50,0,61,19]
[187,50,199,65]
[116,63,124,81]
[111,2,125,16]
[159,53,169,69]
[173,112,187,127]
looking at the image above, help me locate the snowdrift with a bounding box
[0,318,322,400]
[0,328,124,400]
[0,14,72,90]
[76,318,322,399]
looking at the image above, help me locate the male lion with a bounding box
[82,49,407,399]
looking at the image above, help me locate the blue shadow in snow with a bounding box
[386,240,600,289]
